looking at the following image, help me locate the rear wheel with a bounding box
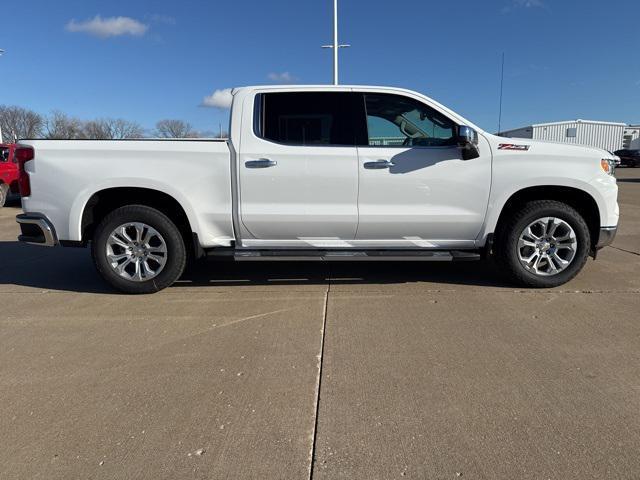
[0,183,8,208]
[496,200,591,288]
[92,205,187,294]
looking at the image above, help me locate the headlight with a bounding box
[600,158,615,176]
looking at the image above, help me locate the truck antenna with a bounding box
[498,52,505,133]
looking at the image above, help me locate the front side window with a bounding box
[0,147,9,162]
[364,93,457,147]
[258,92,365,146]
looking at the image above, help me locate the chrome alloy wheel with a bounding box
[517,217,578,276]
[105,223,167,282]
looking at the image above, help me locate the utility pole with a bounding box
[321,0,350,85]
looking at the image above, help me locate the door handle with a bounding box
[363,159,395,169]
[245,159,277,168]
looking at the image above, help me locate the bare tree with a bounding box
[155,119,196,138]
[83,120,110,140]
[109,118,145,139]
[0,105,44,141]
[84,118,145,139]
[44,111,86,139]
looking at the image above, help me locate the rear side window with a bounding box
[257,92,366,146]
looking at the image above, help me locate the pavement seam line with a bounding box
[308,270,331,480]
[609,245,640,257]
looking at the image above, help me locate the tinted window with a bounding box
[259,92,365,146]
[0,147,9,162]
[364,93,456,147]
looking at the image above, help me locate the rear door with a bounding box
[355,92,492,248]
[237,91,364,247]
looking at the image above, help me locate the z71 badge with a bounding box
[498,143,530,151]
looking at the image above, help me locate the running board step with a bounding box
[208,249,481,262]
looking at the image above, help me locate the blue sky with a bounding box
[1,0,638,134]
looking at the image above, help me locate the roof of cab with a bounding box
[231,85,415,95]
[230,85,484,134]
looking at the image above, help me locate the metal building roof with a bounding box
[532,119,627,127]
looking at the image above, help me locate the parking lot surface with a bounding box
[1,169,639,479]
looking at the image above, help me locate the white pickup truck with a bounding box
[16,85,619,293]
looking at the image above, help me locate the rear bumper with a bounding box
[596,226,617,249]
[16,214,58,247]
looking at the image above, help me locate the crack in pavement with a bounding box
[308,267,331,480]
[218,308,297,328]
[610,245,640,256]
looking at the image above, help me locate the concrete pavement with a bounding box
[0,169,638,479]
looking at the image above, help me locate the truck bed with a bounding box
[19,139,235,247]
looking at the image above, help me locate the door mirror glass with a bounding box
[457,126,480,160]
[457,125,477,146]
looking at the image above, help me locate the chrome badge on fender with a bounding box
[498,143,530,151]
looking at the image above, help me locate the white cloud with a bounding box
[202,88,233,109]
[267,72,297,84]
[66,15,149,38]
[502,0,545,13]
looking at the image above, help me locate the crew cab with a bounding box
[16,85,619,293]
[0,143,21,207]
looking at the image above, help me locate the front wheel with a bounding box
[496,200,591,288]
[92,205,187,294]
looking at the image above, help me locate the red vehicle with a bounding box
[0,143,21,207]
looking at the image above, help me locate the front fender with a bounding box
[477,176,617,246]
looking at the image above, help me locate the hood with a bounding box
[486,134,614,160]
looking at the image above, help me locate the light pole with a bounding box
[321,0,350,85]
[0,49,4,142]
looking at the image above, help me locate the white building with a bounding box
[623,125,640,149]
[500,119,627,152]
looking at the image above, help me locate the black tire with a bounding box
[0,183,8,208]
[91,205,187,294]
[495,200,591,288]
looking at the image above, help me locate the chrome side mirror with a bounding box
[457,125,480,160]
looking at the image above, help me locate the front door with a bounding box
[355,92,492,248]
[237,91,363,247]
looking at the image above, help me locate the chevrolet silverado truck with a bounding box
[1,143,21,207]
[15,85,619,293]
